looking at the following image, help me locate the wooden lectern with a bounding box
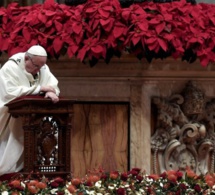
[5,96,74,178]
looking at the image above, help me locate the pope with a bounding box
[0,45,60,176]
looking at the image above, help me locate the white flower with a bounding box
[66,181,72,186]
[64,189,72,195]
[95,180,102,188]
[1,191,9,195]
[21,181,26,188]
[108,185,115,190]
[86,190,96,194]
[146,178,153,182]
[50,188,58,194]
[139,188,146,193]
[135,191,145,195]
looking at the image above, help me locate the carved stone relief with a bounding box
[151,81,215,175]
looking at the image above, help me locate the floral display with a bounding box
[1,167,215,194]
[0,0,215,67]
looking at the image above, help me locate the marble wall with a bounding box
[1,53,215,174]
[46,54,215,174]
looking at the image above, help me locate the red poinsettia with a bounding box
[0,7,10,52]
[77,36,106,61]
[0,0,215,67]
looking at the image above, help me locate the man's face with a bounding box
[25,55,47,75]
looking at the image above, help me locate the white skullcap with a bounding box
[27,45,47,57]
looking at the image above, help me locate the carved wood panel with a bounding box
[71,103,129,177]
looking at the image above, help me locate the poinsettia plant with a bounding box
[1,167,215,194]
[0,0,215,67]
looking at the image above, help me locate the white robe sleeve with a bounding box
[0,62,40,104]
[0,60,60,104]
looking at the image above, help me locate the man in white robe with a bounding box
[0,45,60,176]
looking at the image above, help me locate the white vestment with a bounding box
[0,52,60,176]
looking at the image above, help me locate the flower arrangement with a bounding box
[0,0,215,67]
[1,167,215,194]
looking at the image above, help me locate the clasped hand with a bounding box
[40,86,59,103]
